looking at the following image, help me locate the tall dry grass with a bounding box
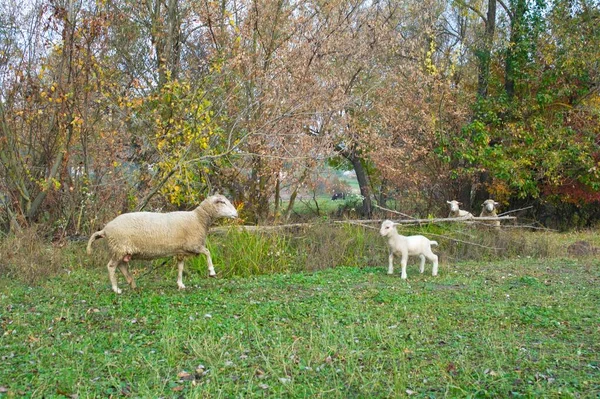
[1,222,598,285]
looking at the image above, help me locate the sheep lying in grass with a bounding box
[480,199,500,228]
[87,194,238,294]
[379,220,439,279]
[446,200,473,219]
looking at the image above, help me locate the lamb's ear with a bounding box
[446,200,451,204]
[391,222,400,226]
[495,201,500,206]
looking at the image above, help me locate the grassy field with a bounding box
[1,254,599,398]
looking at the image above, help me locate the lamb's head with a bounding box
[482,199,499,213]
[206,194,239,219]
[380,220,397,237]
[447,200,461,213]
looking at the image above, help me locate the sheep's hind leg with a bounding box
[200,247,217,278]
[419,254,425,274]
[107,258,122,294]
[176,255,186,290]
[118,260,136,290]
[429,253,439,276]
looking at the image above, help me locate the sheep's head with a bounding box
[482,199,499,213]
[208,194,239,219]
[380,220,397,237]
[447,200,461,212]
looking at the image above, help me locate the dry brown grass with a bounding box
[0,225,65,284]
[1,222,599,285]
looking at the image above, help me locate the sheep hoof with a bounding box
[113,287,122,294]
[401,275,407,280]
[209,274,217,278]
[178,283,186,290]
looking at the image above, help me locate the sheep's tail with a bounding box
[430,240,438,247]
[87,230,105,254]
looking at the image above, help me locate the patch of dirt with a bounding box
[567,241,599,257]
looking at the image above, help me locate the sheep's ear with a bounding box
[446,200,451,204]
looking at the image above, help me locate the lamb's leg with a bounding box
[424,250,439,276]
[118,261,136,289]
[107,258,122,294]
[430,253,439,276]
[200,247,217,277]
[176,256,186,290]
[419,254,425,274]
[387,252,394,275]
[400,252,408,280]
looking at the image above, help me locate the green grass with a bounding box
[1,257,599,398]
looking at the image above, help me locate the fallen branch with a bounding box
[211,215,517,234]
[372,204,416,219]
[407,231,504,250]
[388,215,516,224]
[498,206,533,217]
[497,224,558,232]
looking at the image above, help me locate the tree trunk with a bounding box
[378,178,388,209]
[247,155,271,223]
[151,0,181,88]
[339,147,372,217]
[505,0,526,101]
[283,167,309,222]
[477,0,496,99]
[274,171,281,220]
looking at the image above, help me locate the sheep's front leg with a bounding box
[419,254,425,274]
[176,256,186,290]
[387,252,395,275]
[200,247,217,277]
[107,259,122,294]
[400,252,408,280]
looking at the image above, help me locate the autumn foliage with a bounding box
[0,0,599,235]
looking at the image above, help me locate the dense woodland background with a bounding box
[0,0,599,238]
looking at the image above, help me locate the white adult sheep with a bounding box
[379,220,439,279]
[480,199,500,228]
[446,200,473,219]
[87,194,238,294]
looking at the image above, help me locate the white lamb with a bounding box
[87,194,238,293]
[480,199,500,228]
[446,200,473,218]
[379,220,439,279]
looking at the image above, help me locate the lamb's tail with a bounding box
[87,230,105,254]
[430,240,438,247]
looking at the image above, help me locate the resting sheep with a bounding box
[446,200,473,219]
[87,194,238,293]
[379,220,439,279]
[480,199,500,228]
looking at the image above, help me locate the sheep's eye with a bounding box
[215,199,225,204]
